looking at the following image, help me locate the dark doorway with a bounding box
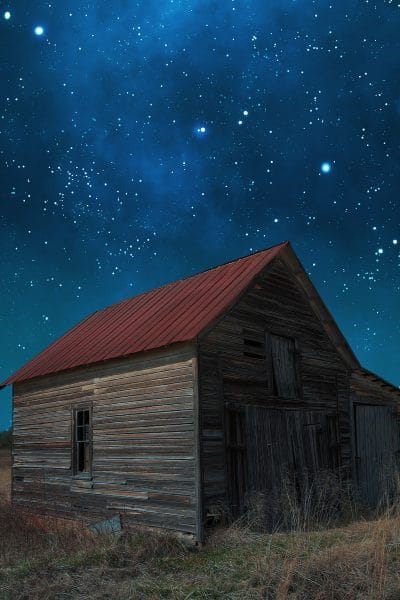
[225,405,247,517]
[355,404,400,505]
[225,406,339,516]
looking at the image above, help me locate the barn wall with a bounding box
[198,258,351,516]
[12,343,200,536]
[350,372,400,492]
[351,373,400,407]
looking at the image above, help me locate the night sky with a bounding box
[1,1,399,429]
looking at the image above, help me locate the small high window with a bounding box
[269,334,301,398]
[73,407,92,475]
[243,328,265,360]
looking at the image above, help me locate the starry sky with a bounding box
[1,1,399,429]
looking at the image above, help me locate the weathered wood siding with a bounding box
[354,404,400,505]
[351,372,400,407]
[246,407,339,492]
[12,343,199,535]
[198,257,351,516]
[350,372,400,504]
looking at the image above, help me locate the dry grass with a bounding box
[233,470,360,533]
[0,505,187,600]
[212,517,400,599]
[1,459,400,599]
[1,505,400,598]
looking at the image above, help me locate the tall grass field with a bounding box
[1,448,400,599]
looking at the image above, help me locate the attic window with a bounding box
[73,407,92,475]
[243,329,265,360]
[269,334,301,398]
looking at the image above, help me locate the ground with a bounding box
[1,455,400,599]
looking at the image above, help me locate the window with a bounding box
[269,334,301,398]
[73,407,92,475]
[243,328,265,360]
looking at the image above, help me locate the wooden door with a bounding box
[245,407,292,493]
[225,406,339,517]
[355,405,400,505]
[225,405,248,517]
[245,407,339,493]
[288,410,339,475]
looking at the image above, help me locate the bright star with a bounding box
[194,125,207,138]
[34,25,45,36]
[321,162,332,174]
[4,11,11,20]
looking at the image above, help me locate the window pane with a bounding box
[74,409,92,474]
[84,442,90,471]
[76,425,85,441]
[77,441,85,472]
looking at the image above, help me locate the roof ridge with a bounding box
[0,240,288,388]
[98,240,289,314]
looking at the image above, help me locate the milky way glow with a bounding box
[0,1,399,429]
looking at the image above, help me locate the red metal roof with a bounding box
[1,242,287,387]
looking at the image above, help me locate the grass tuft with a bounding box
[2,455,400,598]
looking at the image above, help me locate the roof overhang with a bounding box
[351,368,400,397]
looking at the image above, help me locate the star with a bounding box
[0,0,400,433]
[194,125,207,138]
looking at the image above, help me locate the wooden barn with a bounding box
[1,241,400,542]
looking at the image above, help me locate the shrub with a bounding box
[233,469,361,533]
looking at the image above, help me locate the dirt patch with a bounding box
[0,448,11,500]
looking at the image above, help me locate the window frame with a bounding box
[71,403,93,477]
